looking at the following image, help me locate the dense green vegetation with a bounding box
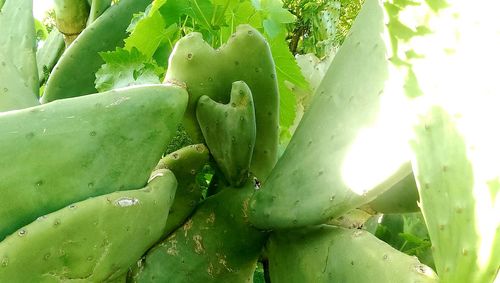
[0,0,499,282]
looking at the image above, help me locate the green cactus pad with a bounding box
[53,0,90,45]
[0,169,177,282]
[248,0,411,229]
[0,84,187,240]
[155,144,210,236]
[364,172,420,214]
[129,180,268,282]
[196,81,256,187]
[87,0,112,25]
[36,29,65,85]
[0,0,40,110]
[267,225,438,283]
[165,25,279,181]
[411,106,500,282]
[41,0,150,103]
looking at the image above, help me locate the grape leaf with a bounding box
[268,34,310,137]
[95,48,161,92]
[125,9,167,58]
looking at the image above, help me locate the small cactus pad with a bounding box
[129,180,268,282]
[155,144,210,236]
[248,0,411,229]
[0,84,187,240]
[41,0,150,103]
[165,24,279,181]
[267,225,438,283]
[196,81,256,187]
[0,169,177,282]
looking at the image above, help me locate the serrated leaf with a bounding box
[95,48,161,92]
[158,0,194,26]
[125,10,166,58]
[268,34,310,134]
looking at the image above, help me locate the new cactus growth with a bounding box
[0,169,177,282]
[165,25,279,181]
[155,144,210,235]
[197,81,256,187]
[267,225,438,283]
[0,84,187,240]
[42,0,150,103]
[129,180,268,282]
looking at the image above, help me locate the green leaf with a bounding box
[95,48,161,92]
[158,0,194,26]
[268,34,310,136]
[125,9,167,58]
[252,0,295,38]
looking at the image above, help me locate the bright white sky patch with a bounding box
[33,0,54,21]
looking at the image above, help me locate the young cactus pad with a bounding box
[41,0,150,103]
[0,169,177,282]
[165,24,279,181]
[267,225,438,283]
[129,181,268,282]
[196,81,256,187]
[248,0,411,229]
[0,0,40,110]
[0,84,187,240]
[155,144,210,236]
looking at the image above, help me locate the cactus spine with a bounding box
[0,169,177,282]
[197,81,256,187]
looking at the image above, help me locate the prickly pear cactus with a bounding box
[365,172,420,214]
[155,144,210,235]
[53,0,90,45]
[42,0,151,103]
[0,85,187,240]
[0,169,177,282]
[165,25,279,181]
[267,225,438,283]
[197,81,256,187]
[129,180,268,282]
[249,0,412,229]
[411,106,500,282]
[0,0,39,110]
